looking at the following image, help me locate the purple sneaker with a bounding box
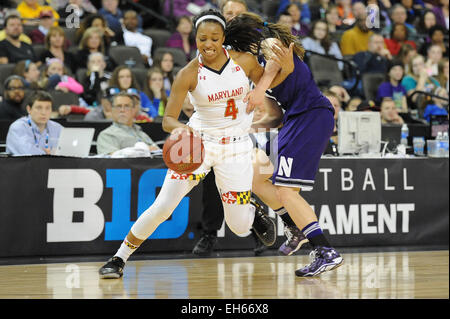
[295,247,343,277]
[278,225,309,256]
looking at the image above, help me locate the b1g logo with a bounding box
[46,169,189,242]
[366,4,380,29]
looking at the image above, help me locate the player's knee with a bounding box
[275,186,300,204]
[226,217,252,236]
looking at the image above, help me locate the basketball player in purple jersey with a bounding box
[227,13,343,277]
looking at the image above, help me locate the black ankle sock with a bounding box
[280,213,296,227]
[308,234,331,248]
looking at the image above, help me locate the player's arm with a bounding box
[162,62,198,135]
[234,44,294,113]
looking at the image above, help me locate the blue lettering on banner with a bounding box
[104,169,134,240]
[104,169,189,240]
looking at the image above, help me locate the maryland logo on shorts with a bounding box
[221,191,251,204]
[170,171,206,181]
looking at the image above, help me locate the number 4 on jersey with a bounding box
[225,98,238,120]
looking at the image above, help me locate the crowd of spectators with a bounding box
[0,0,448,157]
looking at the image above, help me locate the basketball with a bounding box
[162,130,205,174]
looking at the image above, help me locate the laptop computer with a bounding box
[55,128,95,157]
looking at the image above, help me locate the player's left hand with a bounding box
[271,42,294,75]
[244,88,265,114]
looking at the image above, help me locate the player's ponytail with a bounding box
[224,12,305,60]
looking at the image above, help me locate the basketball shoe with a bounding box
[250,197,276,246]
[192,232,218,256]
[295,246,343,277]
[251,228,267,255]
[99,256,125,279]
[278,225,309,256]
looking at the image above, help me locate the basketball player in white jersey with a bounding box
[99,9,294,278]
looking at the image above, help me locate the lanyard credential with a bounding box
[28,117,49,149]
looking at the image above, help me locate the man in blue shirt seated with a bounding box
[6,90,63,156]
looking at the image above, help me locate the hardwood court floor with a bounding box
[0,250,447,299]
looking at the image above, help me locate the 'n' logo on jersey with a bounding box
[232,66,241,73]
[278,156,293,177]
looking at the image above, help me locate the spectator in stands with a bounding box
[166,15,196,63]
[346,96,363,111]
[77,26,115,71]
[84,86,114,121]
[57,0,97,22]
[302,19,344,70]
[337,0,355,27]
[353,33,392,74]
[96,92,160,156]
[0,9,32,44]
[108,65,157,119]
[283,3,309,37]
[401,0,423,24]
[340,13,375,56]
[325,4,346,42]
[310,0,331,21]
[379,97,405,124]
[39,58,84,94]
[122,10,153,67]
[40,26,76,73]
[28,9,55,45]
[98,0,122,35]
[416,9,437,38]
[382,4,418,41]
[144,67,170,118]
[6,90,64,155]
[0,75,27,120]
[419,24,449,57]
[384,23,417,56]
[436,58,449,90]
[16,1,59,26]
[12,59,40,89]
[277,12,294,30]
[398,43,418,73]
[432,0,449,29]
[0,14,37,64]
[153,50,175,92]
[425,44,444,76]
[81,52,111,106]
[164,0,206,19]
[222,0,247,22]
[75,13,121,47]
[276,0,311,25]
[402,54,441,105]
[377,59,409,112]
[329,85,351,109]
[423,86,449,120]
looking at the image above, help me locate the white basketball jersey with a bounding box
[188,49,252,136]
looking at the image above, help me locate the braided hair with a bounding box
[224,12,305,60]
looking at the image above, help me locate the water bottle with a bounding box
[436,132,443,157]
[401,124,409,146]
[442,132,449,158]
